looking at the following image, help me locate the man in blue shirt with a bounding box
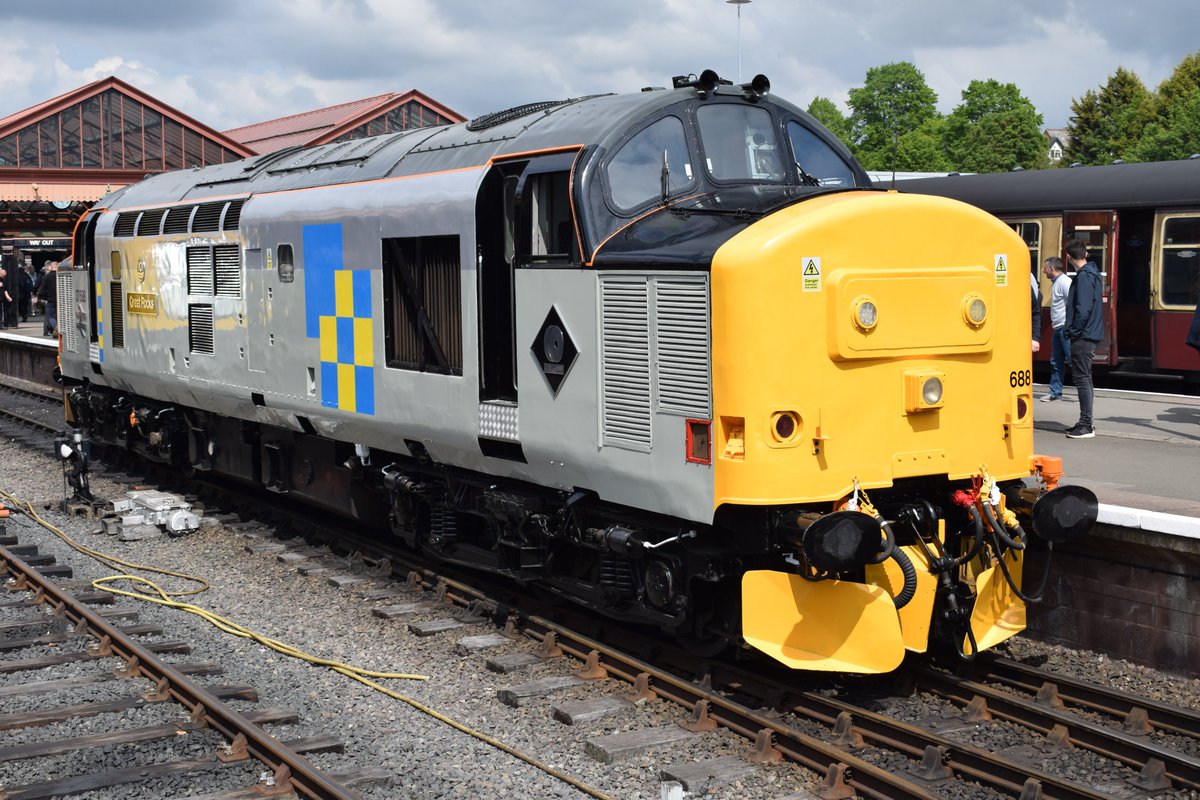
[1063,240,1104,438]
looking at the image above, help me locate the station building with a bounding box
[0,76,462,275]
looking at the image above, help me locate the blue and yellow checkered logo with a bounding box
[303,224,375,415]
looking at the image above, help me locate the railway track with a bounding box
[0,525,387,799]
[3,379,1200,798]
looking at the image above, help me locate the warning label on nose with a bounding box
[994,254,1008,286]
[802,257,822,292]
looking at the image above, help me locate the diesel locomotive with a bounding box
[56,71,1096,673]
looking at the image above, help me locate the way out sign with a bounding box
[994,254,1009,287]
[802,257,822,292]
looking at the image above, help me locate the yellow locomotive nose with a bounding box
[711,189,1033,509]
[712,190,1038,673]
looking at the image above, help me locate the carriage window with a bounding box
[786,122,855,187]
[697,104,783,182]
[1008,221,1042,301]
[1160,216,1200,307]
[606,115,692,211]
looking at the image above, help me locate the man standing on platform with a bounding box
[1063,240,1104,438]
[37,261,58,336]
[1040,256,1073,402]
[0,267,12,328]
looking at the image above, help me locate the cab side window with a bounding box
[787,121,856,187]
[605,115,693,212]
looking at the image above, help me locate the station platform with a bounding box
[1032,383,1200,540]
[0,315,56,343]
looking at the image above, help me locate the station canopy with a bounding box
[223,89,464,155]
[0,77,462,236]
[0,76,255,233]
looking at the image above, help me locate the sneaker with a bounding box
[1039,393,1061,402]
[1065,424,1095,439]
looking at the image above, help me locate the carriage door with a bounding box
[1063,210,1117,364]
[475,161,524,461]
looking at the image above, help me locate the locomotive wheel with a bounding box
[676,629,728,659]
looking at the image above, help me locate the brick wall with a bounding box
[1025,524,1200,678]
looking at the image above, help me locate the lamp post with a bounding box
[727,0,752,82]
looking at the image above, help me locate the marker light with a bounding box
[772,411,798,441]
[963,294,988,327]
[852,297,878,331]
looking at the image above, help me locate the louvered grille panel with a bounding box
[213,245,241,297]
[222,199,245,231]
[601,277,652,450]
[58,272,76,352]
[188,304,214,354]
[113,213,138,237]
[423,242,462,370]
[187,247,214,295]
[191,202,224,232]
[655,277,711,417]
[163,206,193,234]
[135,209,165,237]
[109,282,124,348]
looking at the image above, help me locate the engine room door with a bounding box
[245,248,267,373]
[1063,210,1117,365]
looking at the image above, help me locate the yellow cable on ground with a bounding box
[2,486,616,799]
[0,488,209,597]
[92,574,427,682]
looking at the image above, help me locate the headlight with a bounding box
[905,371,945,412]
[922,376,943,405]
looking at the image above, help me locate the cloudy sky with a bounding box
[1,0,1197,133]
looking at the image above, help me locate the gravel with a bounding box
[3,431,1199,799]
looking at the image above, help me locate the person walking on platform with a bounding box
[37,261,58,336]
[1063,240,1104,438]
[1040,256,1073,401]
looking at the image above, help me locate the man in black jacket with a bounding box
[37,261,58,336]
[1063,240,1104,438]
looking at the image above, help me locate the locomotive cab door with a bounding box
[72,210,101,364]
[1063,210,1117,365]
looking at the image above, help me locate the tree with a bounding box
[1128,53,1200,162]
[891,120,953,172]
[806,97,852,149]
[1097,67,1153,160]
[1151,52,1200,113]
[848,62,940,167]
[942,79,1047,172]
[1064,68,1152,165]
[1131,90,1200,162]
[1063,89,1105,165]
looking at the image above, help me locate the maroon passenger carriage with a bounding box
[897,159,1200,383]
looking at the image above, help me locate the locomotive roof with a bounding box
[101,85,813,211]
[894,157,1200,214]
